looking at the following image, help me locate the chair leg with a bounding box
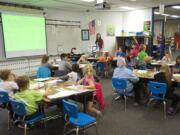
[24,124,27,135]
[163,101,166,120]
[8,111,10,130]
[76,128,79,135]
[147,99,153,106]
[124,96,127,112]
[43,119,47,128]
[63,122,69,135]
[95,123,99,135]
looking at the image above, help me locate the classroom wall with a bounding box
[122,8,152,32]
[45,9,123,55]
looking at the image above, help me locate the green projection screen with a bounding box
[2,13,47,58]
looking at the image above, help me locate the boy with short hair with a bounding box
[15,75,48,115]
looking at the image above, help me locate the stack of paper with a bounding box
[47,89,79,99]
[34,78,50,82]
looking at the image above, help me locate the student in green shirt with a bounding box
[15,76,49,115]
[138,45,148,64]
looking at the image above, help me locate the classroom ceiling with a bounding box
[0,0,179,11]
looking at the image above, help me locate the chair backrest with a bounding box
[37,66,51,78]
[0,90,9,104]
[148,81,167,97]
[10,99,26,117]
[62,99,78,119]
[112,78,127,90]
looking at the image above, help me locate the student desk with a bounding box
[151,61,176,67]
[133,70,158,79]
[173,74,180,83]
[30,78,95,112]
[88,57,98,62]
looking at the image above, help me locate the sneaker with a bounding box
[167,107,176,116]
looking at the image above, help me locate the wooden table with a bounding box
[173,74,180,83]
[151,61,176,67]
[30,78,95,112]
[88,57,98,62]
[133,70,158,79]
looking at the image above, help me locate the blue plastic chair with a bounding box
[0,90,10,129]
[147,81,167,119]
[37,66,51,78]
[10,99,46,135]
[112,78,130,112]
[62,99,98,135]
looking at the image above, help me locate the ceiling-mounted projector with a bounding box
[95,2,111,10]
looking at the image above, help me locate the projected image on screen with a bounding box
[2,13,46,58]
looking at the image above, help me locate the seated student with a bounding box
[161,51,172,63]
[98,52,113,62]
[173,55,180,73]
[113,57,139,96]
[77,55,90,64]
[77,64,101,116]
[60,64,80,83]
[154,64,172,98]
[15,76,49,116]
[0,69,18,97]
[37,55,51,78]
[59,53,72,73]
[138,45,148,65]
[115,47,125,57]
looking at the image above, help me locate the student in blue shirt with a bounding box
[37,55,51,78]
[115,47,125,57]
[113,57,140,104]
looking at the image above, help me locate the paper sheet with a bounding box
[34,78,50,82]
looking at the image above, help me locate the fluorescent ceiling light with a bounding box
[162,13,170,16]
[80,0,95,2]
[172,5,180,9]
[154,12,160,15]
[120,6,135,10]
[171,15,180,18]
[97,0,104,4]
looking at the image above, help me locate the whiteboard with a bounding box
[46,25,81,55]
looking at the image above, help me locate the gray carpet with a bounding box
[0,78,180,135]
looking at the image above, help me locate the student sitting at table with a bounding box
[77,64,101,116]
[113,57,139,100]
[77,55,90,64]
[173,55,180,73]
[154,64,172,98]
[161,51,172,63]
[0,69,18,97]
[37,55,52,78]
[59,53,72,73]
[60,64,81,83]
[98,52,113,62]
[138,45,148,65]
[115,47,125,57]
[15,75,49,116]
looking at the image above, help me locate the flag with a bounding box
[89,20,96,35]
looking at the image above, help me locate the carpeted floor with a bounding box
[0,78,180,135]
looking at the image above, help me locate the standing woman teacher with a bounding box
[95,33,104,51]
